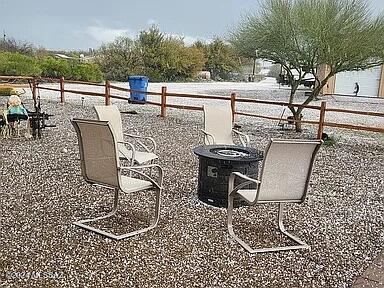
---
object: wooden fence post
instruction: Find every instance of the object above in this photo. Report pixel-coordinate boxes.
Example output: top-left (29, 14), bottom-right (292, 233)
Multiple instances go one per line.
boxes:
top-left (105, 80), bottom-right (110, 106)
top-left (60, 77), bottom-right (65, 103)
top-left (317, 101), bottom-right (326, 139)
top-left (161, 86), bottom-right (167, 117)
top-left (230, 92), bottom-right (236, 122)
top-left (32, 77), bottom-right (37, 107)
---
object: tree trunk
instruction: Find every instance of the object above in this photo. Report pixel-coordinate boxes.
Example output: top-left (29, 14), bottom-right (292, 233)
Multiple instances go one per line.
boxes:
top-left (294, 112), bottom-right (302, 132)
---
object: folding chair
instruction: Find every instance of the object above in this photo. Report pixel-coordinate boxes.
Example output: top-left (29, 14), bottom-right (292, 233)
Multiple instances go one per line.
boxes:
top-left (71, 118), bottom-right (163, 240)
top-left (94, 105), bottom-right (158, 165)
top-left (227, 139), bottom-right (322, 253)
top-left (201, 104), bottom-right (250, 146)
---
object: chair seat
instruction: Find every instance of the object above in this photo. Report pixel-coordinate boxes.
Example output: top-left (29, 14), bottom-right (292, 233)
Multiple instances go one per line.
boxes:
top-left (118, 144), bottom-right (158, 165)
top-left (237, 189), bottom-right (258, 203)
top-left (120, 175), bottom-right (153, 193)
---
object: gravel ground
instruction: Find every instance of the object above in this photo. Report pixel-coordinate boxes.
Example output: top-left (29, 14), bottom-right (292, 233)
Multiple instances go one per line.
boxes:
top-left (0, 82), bottom-right (383, 287)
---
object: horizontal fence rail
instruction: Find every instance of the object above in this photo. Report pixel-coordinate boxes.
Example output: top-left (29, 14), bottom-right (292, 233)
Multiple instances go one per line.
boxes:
top-left (1, 76), bottom-right (383, 138)
top-left (235, 111), bottom-right (320, 125)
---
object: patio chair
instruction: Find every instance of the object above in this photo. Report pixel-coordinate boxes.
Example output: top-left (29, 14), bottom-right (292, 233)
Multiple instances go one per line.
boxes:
top-left (71, 118), bottom-right (163, 240)
top-left (94, 105), bottom-right (158, 165)
top-left (3, 95), bottom-right (31, 138)
top-left (201, 105), bottom-right (250, 146)
top-left (227, 138), bottom-right (322, 253)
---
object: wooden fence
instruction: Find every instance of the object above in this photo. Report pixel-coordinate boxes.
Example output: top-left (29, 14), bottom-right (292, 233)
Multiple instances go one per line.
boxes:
top-left (1, 76), bottom-right (383, 139)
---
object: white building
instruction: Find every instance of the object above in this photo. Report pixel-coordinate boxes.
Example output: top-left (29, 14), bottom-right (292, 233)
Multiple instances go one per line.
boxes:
top-left (320, 65), bottom-right (384, 98)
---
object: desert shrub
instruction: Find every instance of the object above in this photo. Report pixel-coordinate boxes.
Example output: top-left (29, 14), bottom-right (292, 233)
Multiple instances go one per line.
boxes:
top-left (0, 52), bottom-right (41, 76)
top-left (70, 63), bottom-right (103, 82)
top-left (40, 56), bottom-right (71, 78)
top-left (0, 85), bottom-right (18, 96)
top-left (0, 51), bottom-right (103, 82)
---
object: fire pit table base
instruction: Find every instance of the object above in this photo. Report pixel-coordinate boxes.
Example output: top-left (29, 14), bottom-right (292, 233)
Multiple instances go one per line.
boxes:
top-left (194, 145), bottom-right (263, 208)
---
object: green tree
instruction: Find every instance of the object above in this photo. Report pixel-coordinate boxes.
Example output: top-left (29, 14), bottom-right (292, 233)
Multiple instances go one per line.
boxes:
top-left (95, 27), bottom-right (222, 82)
top-left (96, 36), bottom-right (138, 81)
top-left (204, 38), bottom-right (240, 80)
top-left (231, 0), bottom-right (384, 131)
top-left (159, 38), bottom-right (205, 81)
top-left (135, 26), bottom-right (166, 81)
top-left (135, 26), bottom-right (205, 81)
top-left (185, 46), bottom-right (206, 78)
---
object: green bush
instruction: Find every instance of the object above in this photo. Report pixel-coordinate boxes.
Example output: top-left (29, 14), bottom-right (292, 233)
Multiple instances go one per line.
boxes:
top-left (40, 56), bottom-right (71, 78)
top-left (70, 63), bottom-right (103, 82)
top-left (0, 52), bottom-right (104, 82)
top-left (322, 134), bottom-right (338, 146)
top-left (0, 52), bottom-right (41, 76)
top-left (0, 52), bottom-right (103, 82)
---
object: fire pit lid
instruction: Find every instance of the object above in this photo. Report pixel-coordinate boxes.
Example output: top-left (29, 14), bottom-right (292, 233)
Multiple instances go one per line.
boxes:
top-left (193, 145), bottom-right (263, 162)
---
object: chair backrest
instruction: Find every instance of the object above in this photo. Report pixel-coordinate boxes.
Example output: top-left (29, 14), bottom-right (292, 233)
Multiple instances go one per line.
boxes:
top-left (94, 105), bottom-right (124, 142)
top-left (203, 105), bottom-right (233, 145)
top-left (72, 118), bottom-right (120, 188)
top-left (256, 139), bottom-right (322, 203)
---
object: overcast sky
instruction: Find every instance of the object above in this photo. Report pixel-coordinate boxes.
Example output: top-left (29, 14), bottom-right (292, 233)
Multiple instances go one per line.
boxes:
top-left (1, 0), bottom-right (384, 51)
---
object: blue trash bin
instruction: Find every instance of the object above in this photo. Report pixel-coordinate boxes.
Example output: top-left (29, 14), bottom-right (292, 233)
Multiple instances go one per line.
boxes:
top-left (128, 76), bottom-right (149, 102)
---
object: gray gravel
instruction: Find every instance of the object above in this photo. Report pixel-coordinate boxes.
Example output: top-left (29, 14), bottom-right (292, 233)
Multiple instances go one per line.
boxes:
top-left (0, 85), bottom-right (383, 288)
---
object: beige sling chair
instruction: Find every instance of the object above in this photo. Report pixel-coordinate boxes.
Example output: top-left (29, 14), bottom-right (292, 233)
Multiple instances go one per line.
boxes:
top-left (201, 104), bottom-right (250, 146)
top-left (94, 105), bottom-right (158, 165)
top-left (71, 118), bottom-right (163, 240)
top-left (227, 139), bottom-right (322, 253)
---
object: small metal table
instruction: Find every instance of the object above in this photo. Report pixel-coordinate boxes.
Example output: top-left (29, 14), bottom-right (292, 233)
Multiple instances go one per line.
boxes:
top-left (193, 145), bottom-right (263, 207)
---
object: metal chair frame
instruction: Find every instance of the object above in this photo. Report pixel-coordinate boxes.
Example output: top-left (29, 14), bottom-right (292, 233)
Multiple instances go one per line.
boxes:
top-left (72, 118), bottom-right (163, 240)
top-left (227, 139), bottom-right (322, 253)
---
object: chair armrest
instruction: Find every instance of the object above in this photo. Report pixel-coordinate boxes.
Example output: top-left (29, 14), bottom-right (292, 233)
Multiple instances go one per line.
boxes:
top-left (124, 133), bottom-right (157, 153)
top-left (228, 171), bottom-right (260, 202)
top-left (117, 141), bottom-right (135, 166)
top-left (232, 171), bottom-right (261, 184)
top-left (200, 129), bottom-right (215, 145)
top-left (120, 164), bottom-right (163, 189)
top-left (232, 129), bottom-right (250, 147)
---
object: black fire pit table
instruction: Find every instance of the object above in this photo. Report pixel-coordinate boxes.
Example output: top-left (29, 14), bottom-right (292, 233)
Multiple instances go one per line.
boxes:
top-left (193, 145), bottom-right (263, 207)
